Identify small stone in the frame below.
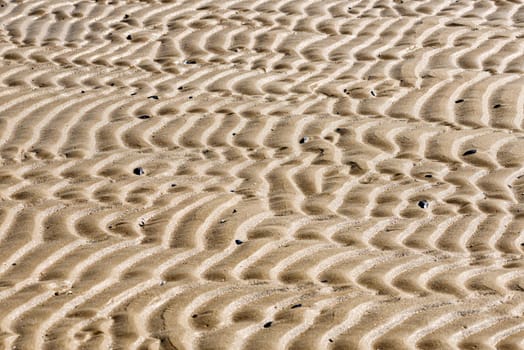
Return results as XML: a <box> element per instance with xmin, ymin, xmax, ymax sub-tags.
<box><xmin>126</xmin><ymin>34</ymin><xmax>132</xmax><ymax>40</ymax></box>
<box><xmin>133</xmin><ymin>167</ymin><xmax>145</xmax><ymax>176</ymax></box>
<box><xmin>81</xmin><ymin>90</ymin><xmax>85</xmax><ymax>93</ymax></box>
<box><xmin>192</xmin><ymin>314</ymin><xmax>198</xmax><ymax>318</ymax></box>
<box><xmin>160</xmin><ymin>280</ymin><xmax>166</xmax><ymax>286</ymax></box>
<box><xmin>148</xmin><ymin>95</ymin><xmax>159</xmax><ymax>100</ymax></box>
<box><xmin>235</xmin><ymin>239</ymin><xmax>243</xmax><ymax>245</ymax></box>
<box><xmin>370</xmin><ymin>90</ymin><xmax>376</xmax><ymax>97</ymax></box>
<box><xmin>299</xmin><ymin>136</ymin><xmax>309</xmax><ymax>144</ymax></box>
<box><xmin>263</xmin><ymin>321</ymin><xmax>272</xmax><ymax>328</ymax></box>
<box><xmin>418</xmin><ymin>200</ymin><xmax>429</xmax><ymax>209</ymax></box>
<box><xmin>131</xmin><ymin>92</ymin><xmax>137</xmax><ymax>96</ymax></box>
<box><xmin>463</xmin><ymin>149</ymin><xmax>477</xmax><ymax>156</ymax></box>
<box><xmin>424</xmin><ymin>174</ymin><xmax>432</xmax><ymax>178</ymax></box>
<box><xmin>220</xmin><ymin>219</ymin><xmax>226</xmax><ymax>224</ymax></box>
<box><xmin>188</xmin><ymin>96</ymin><xmax>193</xmax><ymax>99</ymax></box>
<box><xmin>184</xmin><ymin>59</ymin><xmax>197</xmax><ymax>64</ymax></box>
<box><xmin>232</xmin><ymin>209</ymin><xmax>237</xmax><ymax>213</ymax></box>
<box><xmin>178</xmin><ymin>86</ymin><xmax>183</xmax><ymax>90</ymax></box>
<box><xmin>329</xmin><ymin>339</ymin><xmax>334</xmax><ymax>343</ymax></box>
<box><xmin>138</xmin><ymin>115</ymin><xmax>150</xmax><ymax>119</ymax></box>
<box><xmin>291</xmin><ymin>304</ymin><xmax>302</xmax><ymax>309</ymax></box>
<box><xmin>171</xmin><ymin>183</ymin><xmax>177</xmax><ymax>187</ymax></box>
<box><xmin>493</xmin><ymin>104</ymin><xmax>501</xmax><ymax>109</ymax></box>
<box><xmin>455</xmin><ymin>99</ymin><xmax>464</xmax><ymax>103</ymax></box>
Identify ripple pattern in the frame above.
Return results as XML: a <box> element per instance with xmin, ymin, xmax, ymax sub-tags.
<box><xmin>0</xmin><ymin>0</ymin><xmax>523</xmax><ymax>349</ymax></box>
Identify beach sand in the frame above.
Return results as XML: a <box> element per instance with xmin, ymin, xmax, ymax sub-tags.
<box><xmin>0</xmin><ymin>0</ymin><xmax>523</xmax><ymax>349</ymax></box>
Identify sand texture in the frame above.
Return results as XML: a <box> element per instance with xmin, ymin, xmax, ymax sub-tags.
<box><xmin>0</xmin><ymin>0</ymin><xmax>524</xmax><ymax>349</ymax></box>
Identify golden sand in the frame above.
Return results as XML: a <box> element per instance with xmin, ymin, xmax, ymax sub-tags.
<box><xmin>0</xmin><ymin>0</ymin><xmax>523</xmax><ymax>349</ymax></box>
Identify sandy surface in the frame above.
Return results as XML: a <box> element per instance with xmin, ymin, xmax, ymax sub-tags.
<box><xmin>0</xmin><ymin>0</ymin><xmax>523</xmax><ymax>349</ymax></box>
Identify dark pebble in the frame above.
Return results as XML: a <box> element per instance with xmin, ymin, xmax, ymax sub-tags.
<box><xmin>329</xmin><ymin>339</ymin><xmax>334</xmax><ymax>343</ymax></box>
<box><xmin>188</xmin><ymin>96</ymin><xmax>193</xmax><ymax>99</ymax></box>
<box><xmin>133</xmin><ymin>167</ymin><xmax>145</xmax><ymax>176</ymax></box>
<box><xmin>131</xmin><ymin>92</ymin><xmax>137</xmax><ymax>96</ymax></box>
<box><xmin>184</xmin><ymin>59</ymin><xmax>197</xmax><ymax>64</ymax></box>
<box><xmin>148</xmin><ymin>95</ymin><xmax>159</xmax><ymax>100</ymax></box>
<box><xmin>455</xmin><ymin>99</ymin><xmax>464</xmax><ymax>103</ymax></box>
<box><xmin>235</xmin><ymin>239</ymin><xmax>243</xmax><ymax>245</ymax></box>
<box><xmin>418</xmin><ymin>200</ymin><xmax>429</xmax><ymax>209</ymax></box>
<box><xmin>81</xmin><ymin>90</ymin><xmax>85</xmax><ymax>93</ymax></box>
<box><xmin>232</xmin><ymin>209</ymin><xmax>237</xmax><ymax>213</ymax></box>
<box><xmin>463</xmin><ymin>149</ymin><xmax>477</xmax><ymax>156</ymax></box>
<box><xmin>178</xmin><ymin>86</ymin><xmax>183</xmax><ymax>90</ymax></box>
<box><xmin>370</xmin><ymin>90</ymin><xmax>376</xmax><ymax>97</ymax></box>
<box><xmin>124</xmin><ymin>14</ymin><xmax>129</xmax><ymax>19</ymax></box>
<box><xmin>138</xmin><ymin>115</ymin><xmax>150</xmax><ymax>119</ymax></box>
<box><xmin>291</xmin><ymin>304</ymin><xmax>302</xmax><ymax>309</ymax></box>
<box><xmin>171</xmin><ymin>183</ymin><xmax>176</xmax><ymax>187</ymax></box>
<box><xmin>299</xmin><ymin>136</ymin><xmax>309</xmax><ymax>144</ymax></box>
<box><xmin>263</xmin><ymin>321</ymin><xmax>272</xmax><ymax>328</ymax></box>
<box><xmin>424</xmin><ymin>174</ymin><xmax>432</xmax><ymax>178</ymax></box>
<box><xmin>126</xmin><ymin>34</ymin><xmax>132</xmax><ymax>40</ymax></box>
<box><xmin>493</xmin><ymin>104</ymin><xmax>501</xmax><ymax>109</ymax></box>
<box><xmin>192</xmin><ymin>314</ymin><xmax>198</xmax><ymax>318</ymax></box>
<box><xmin>320</xmin><ymin>279</ymin><xmax>328</xmax><ymax>283</ymax></box>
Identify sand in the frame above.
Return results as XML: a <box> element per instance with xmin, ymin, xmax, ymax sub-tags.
<box><xmin>0</xmin><ymin>0</ymin><xmax>523</xmax><ymax>349</ymax></box>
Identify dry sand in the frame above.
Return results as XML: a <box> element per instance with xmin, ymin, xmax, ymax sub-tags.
<box><xmin>0</xmin><ymin>0</ymin><xmax>523</xmax><ymax>349</ymax></box>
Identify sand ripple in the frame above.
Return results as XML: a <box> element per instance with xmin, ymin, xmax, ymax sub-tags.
<box><xmin>0</xmin><ymin>0</ymin><xmax>523</xmax><ymax>349</ymax></box>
